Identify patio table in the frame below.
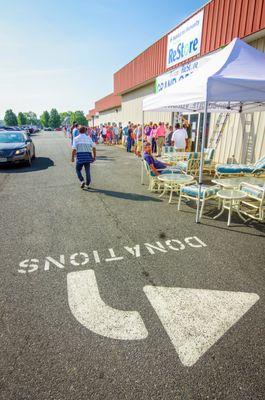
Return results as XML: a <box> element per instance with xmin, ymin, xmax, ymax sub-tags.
<box><xmin>158</xmin><ymin>174</ymin><xmax>195</xmax><ymax>203</ymax></box>
<box><xmin>211</xmin><ymin>176</ymin><xmax>265</xmax><ymax>189</ymax></box>
<box><xmin>213</xmin><ymin>189</ymin><xmax>247</xmax><ymax>226</ymax></box>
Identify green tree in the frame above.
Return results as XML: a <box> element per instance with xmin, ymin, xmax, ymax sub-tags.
<box><xmin>40</xmin><ymin>111</ymin><xmax>50</xmax><ymax>128</ymax></box>
<box><xmin>49</xmin><ymin>108</ymin><xmax>61</xmax><ymax>129</ymax></box>
<box><xmin>17</xmin><ymin>112</ymin><xmax>27</xmax><ymax>126</ymax></box>
<box><xmin>4</xmin><ymin>109</ymin><xmax>18</xmax><ymax>126</ymax></box>
<box><xmin>70</xmin><ymin>111</ymin><xmax>87</xmax><ymax>126</ymax></box>
<box><xmin>24</xmin><ymin>111</ymin><xmax>39</xmax><ymax>126</ymax></box>
<box><xmin>60</xmin><ymin>111</ymin><xmax>71</xmax><ymax>121</ymax></box>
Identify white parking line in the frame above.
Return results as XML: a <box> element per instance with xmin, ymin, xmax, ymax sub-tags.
<box><xmin>143</xmin><ymin>286</ymin><xmax>259</xmax><ymax>367</ymax></box>
<box><xmin>67</xmin><ymin>270</ymin><xmax>148</xmax><ymax>340</ymax></box>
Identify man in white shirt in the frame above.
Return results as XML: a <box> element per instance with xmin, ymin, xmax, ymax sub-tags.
<box><xmin>171</xmin><ymin>123</ymin><xmax>188</xmax><ymax>151</ymax></box>
<box><xmin>71</xmin><ymin>126</ymin><xmax>96</xmax><ymax>189</ymax></box>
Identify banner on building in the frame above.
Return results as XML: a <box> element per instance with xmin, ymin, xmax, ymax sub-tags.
<box><xmin>156</xmin><ymin>54</ymin><xmax>209</xmax><ymax>93</ymax></box>
<box><xmin>166</xmin><ymin>10</ymin><xmax>204</xmax><ymax>69</ymax></box>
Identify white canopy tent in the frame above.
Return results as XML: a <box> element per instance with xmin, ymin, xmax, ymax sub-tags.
<box><xmin>142</xmin><ymin>38</ymin><xmax>265</xmax><ymax>222</ymax></box>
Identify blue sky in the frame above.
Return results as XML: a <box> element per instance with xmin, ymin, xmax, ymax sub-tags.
<box><xmin>0</xmin><ymin>0</ymin><xmax>206</xmax><ymax>117</ymax></box>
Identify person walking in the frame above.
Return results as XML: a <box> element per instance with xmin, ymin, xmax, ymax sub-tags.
<box><xmin>71</xmin><ymin>126</ymin><xmax>96</xmax><ymax>189</ymax></box>
<box><xmin>72</xmin><ymin>123</ymin><xmax>79</xmax><ymax>139</ymax></box>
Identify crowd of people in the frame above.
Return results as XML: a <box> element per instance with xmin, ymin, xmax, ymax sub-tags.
<box><xmin>66</xmin><ymin>118</ymin><xmax>191</xmax><ymax>189</ymax></box>
<box><xmin>68</xmin><ymin>119</ymin><xmax>191</xmax><ymax>154</ymax></box>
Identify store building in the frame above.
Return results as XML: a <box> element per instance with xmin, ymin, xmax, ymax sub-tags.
<box><xmin>87</xmin><ymin>0</ymin><xmax>265</xmax><ymax>163</ymax></box>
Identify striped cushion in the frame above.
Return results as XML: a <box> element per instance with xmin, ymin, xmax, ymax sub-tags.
<box><xmin>181</xmin><ymin>185</ymin><xmax>219</xmax><ymax>198</ymax></box>
<box><xmin>254</xmin><ymin>156</ymin><xmax>265</xmax><ymax>169</ymax></box>
<box><xmin>204</xmin><ymin>148</ymin><xmax>215</xmax><ymax>161</ymax></box>
<box><xmin>253</xmin><ymin>156</ymin><xmax>265</xmax><ymax>172</ymax></box>
<box><xmin>241</xmin><ymin>185</ymin><xmax>263</xmax><ymax>199</ymax></box>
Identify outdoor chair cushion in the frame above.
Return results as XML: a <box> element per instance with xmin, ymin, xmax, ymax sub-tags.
<box><xmin>177</xmin><ymin>161</ymin><xmax>188</xmax><ymax>170</ymax></box>
<box><xmin>181</xmin><ymin>185</ymin><xmax>219</xmax><ymax>198</ymax></box>
<box><xmin>187</xmin><ymin>152</ymin><xmax>199</xmax><ymax>160</ymax></box>
<box><xmin>253</xmin><ymin>156</ymin><xmax>265</xmax><ymax>173</ymax></box>
<box><xmin>204</xmin><ymin>148</ymin><xmax>215</xmax><ymax>161</ymax></box>
<box><xmin>216</xmin><ymin>164</ymin><xmax>255</xmax><ymax>174</ymax></box>
<box><xmin>150</xmin><ymin>168</ymin><xmax>181</xmax><ymax>177</ymax></box>
<box><xmin>241</xmin><ymin>185</ymin><xmax>264</xmax><ymax>199</ymax></box>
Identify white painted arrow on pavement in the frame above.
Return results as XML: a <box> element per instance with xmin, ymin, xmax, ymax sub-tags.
<box><xmin>67</xmin><ymin>270</ymin><xmax>148</xmax><ymax>340</ymax></box>
<box><xmin>143</xmin><ymin>286</ymin><xmax>259</xmax><ymax>366</ymax></box>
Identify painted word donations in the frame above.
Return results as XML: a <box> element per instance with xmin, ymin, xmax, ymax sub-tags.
<box><xmin>18</xmin><ymin>236</ymin><xmax>207</xmax><ymax>274</ymax></box>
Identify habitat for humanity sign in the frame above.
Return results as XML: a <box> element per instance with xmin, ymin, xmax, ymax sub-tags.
<box><xmin>156</xmin><ymin>55</ymin><xmax>209</xmax><ymax>93</ymax></box>
<box><xmin>167</xmin><ymin>10</ymin><xmax>204</xmax><ymax>69</ymax></box>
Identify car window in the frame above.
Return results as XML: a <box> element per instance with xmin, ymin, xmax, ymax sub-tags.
<box><xmin>0</xmin><ymin>132</ymin><xmax>26</xmax><ymax>143</ymax></box>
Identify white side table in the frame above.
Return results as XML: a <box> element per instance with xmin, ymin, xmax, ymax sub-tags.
<box><xmin>214</xmin><ymin>189</ymin><xmax>247</xmax><ymax>226</ymax></box>
<box><xmin>158</xmin><ymin>174</ymin><xmax>195</xmax><ymax>203</ymax></box>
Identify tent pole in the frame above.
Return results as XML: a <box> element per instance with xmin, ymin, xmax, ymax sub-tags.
<box><xmin>195</xmin><ymin>112</ymin><xmax>201</xmax><ymax>152</ymax></box>
<box><xmin>196</xmin><ymin>100</ymin><xmax>208</xmax><ymax>223</ymax></box>
<box><xmin>141</xmin><ymin>108</ymin><xmax>145</xmax><ymax>184</ymax></box>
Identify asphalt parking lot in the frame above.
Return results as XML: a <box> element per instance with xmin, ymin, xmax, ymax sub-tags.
<box><xmin>0</xmin><ymin>131</ymin><xmax>264</xmax><ymax>400</ymax></box>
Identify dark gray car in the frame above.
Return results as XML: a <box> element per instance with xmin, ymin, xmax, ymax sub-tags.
<box><xmin>0</xmin><ymin>130</ymin><xmax>35</xmax><ymax>166</ymax></box>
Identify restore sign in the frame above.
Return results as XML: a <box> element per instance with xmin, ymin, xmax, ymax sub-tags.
<box><xmin>167</xmin><ymin>10</ymin><xmax>204</xmax><ymax>69</ymax></box>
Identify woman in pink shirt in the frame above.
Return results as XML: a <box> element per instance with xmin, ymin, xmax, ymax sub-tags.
<box><xmin>150</xmin><ymin>123</ymin><xmax>158</xmax><ymax>154</ymax></box>
<box><xmin>156</xmin><ymin>122</ymin><xmax>166</xmax><ymax>156</ymax></box>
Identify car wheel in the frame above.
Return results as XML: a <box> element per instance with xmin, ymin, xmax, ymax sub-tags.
<box><xmin>25</xmin><ymin>153</ymin><xmax>32</xmax><ymax>167</ymax></box>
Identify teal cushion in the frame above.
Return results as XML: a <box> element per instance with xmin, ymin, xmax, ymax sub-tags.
<box><xmin>241</xmin><ymin>185</ymin><xmax>263</xmax><ymax>198</ymax></box>
<box><xmin>216</xmin><ymin>164</ymin><xmax>255</xmax><ymax>174</ymax></box>
<box><xmin>187</xmin><ymin>152</ymin><xmax>199</xmax><ymax>160</ymax></box>
<box><xmin>254</xmin><ymin>156</ymin><xmax>265</xmax><ymax>169</ymax></box>
<box><xmin>216</xmin><ymin>164</ymin><xmax>243</xmax><ymax>174</ymax></box>
<box><xmin>181</xmin><ymin>185</ymin><xmax>219</xmax><ymax>198</ymax></box>
<box><xmin>240</xmin><ymin>165</ymin><xmax>255</xmax><ymax>173</ymax></box>
<box><xmin>177</xmin><ymin>161</ymin><xmax>188</xmax><ymax>170</ymax></box>
<box><xmin>253</xmin><ymin>156</ymin><xmax>265</xmax><ymax>172</ymax></box>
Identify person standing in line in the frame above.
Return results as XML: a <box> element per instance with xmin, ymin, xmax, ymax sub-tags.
<box><xmin>113</xmin><ymin>124</ymin><xmax>119</xmax><ymax>145</ymax></box>
<box><xmin>126</xmin><ymin>124</ymin><xmax>133</xmax><ymax>152</ymax></box>
<box><xmin>151</xmin><ymin>123</ymin><xmax>158</xmax><ymax>154</ymax></box>
<box><xmin>171</xmin><ymin>123</ymin><xmax>188</xmax><ymax>151</ymax></box>
<box><xmin>70</xmin><ymin>121</ymin><xmax>77</xmax><ymax>143</ymax></box>
<box><xmin>71</xmin><ymin>126</ymin><xmax>96</xmax><ymax>189</ymax></box>
<box><xmin>122</xmin><ymin>124</ymin><xmax>128</xmax><ymax>146</ymax></box>
<box><xmin>101</xmin><ymin>125</ymin><xmax>107</xmax><ymax>143</ymax></box>
<box><xmin>156</xmin><ymin>122</ymin><xmax>166</xmax><ymax>156</ymax></box>
<box><xmin>136</xmin><ymin>125</ymin><xmax>143</xmax><ymax>157</ymax></box>
<box><xmin>118</xmin><ymin>124</ymin><xmax>123</xmax><ymax>143</ymax></box>
<box><xmin>166</xmin><ymin>125</ymin><xmax>173</xmax><ymax>146</ymax></box>
<box><xmin>145</xmin><ymin>122</ymin><xmax>152</xmax><ymax>144</ymax></box>
<box><xmin>106</xmin><ymin>125</ymin><xmax>112</xmax><ymax>145</ymax></box>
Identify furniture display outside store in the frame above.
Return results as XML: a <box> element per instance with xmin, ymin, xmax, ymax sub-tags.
<box><xmin>239</xmin><ymin>183</ymin><xmax>265</xmax><ymax>222</ymax></box>
<box><xmin>178</xmin><ymin>184</ymin><xmax>219</xmax><ymax>218</ymax></box>
<box><xmin>212</xmin><ymin>176</ymin><xmax>265</xmax><ymax>189</ymax></box>
<box><xmin>158</xmin><ymin>174</ymin><xmax>195</xmax><ymax>203</ymax></box>
<box><xmin>214</xmin><ymin>189</ymin><xmax>247</xmax><ymax>226</ymax></box>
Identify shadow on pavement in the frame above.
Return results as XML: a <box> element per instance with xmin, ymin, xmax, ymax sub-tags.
<box><xmin>0</xmin><ymin>157</ymin><xmax>55</xmax><ymax>173</ymax></box>
<box><xmin>84</xmin><ymin>187</ymin><xmax>162</xmax><ymax>202</ymax></box>
<box><xmin>173</xmin><ymin>205</ymin><xmax>265</xmax><ymax>237</ymax></box>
